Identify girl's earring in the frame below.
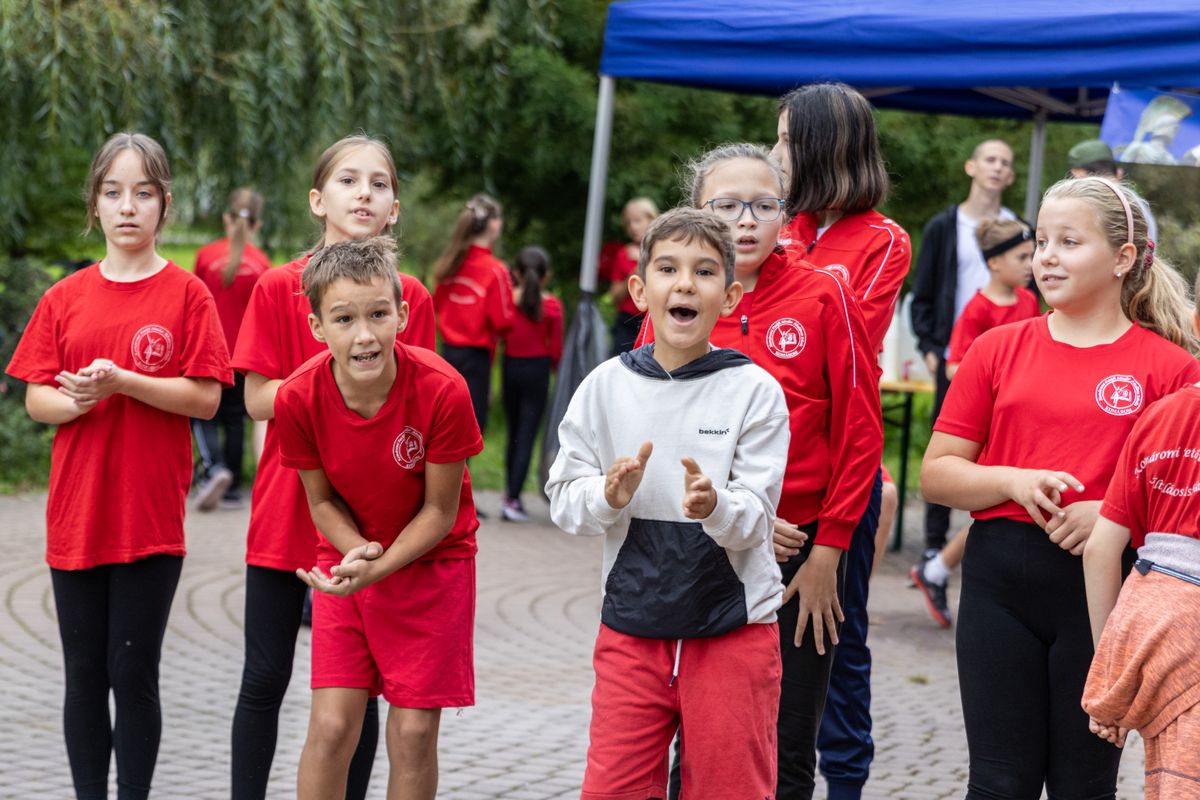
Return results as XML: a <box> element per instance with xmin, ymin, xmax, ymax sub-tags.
<box><xmin>1115</xmin><ymin>271</ymin><xmax>1122</xmax><ymax>278</ymax></box>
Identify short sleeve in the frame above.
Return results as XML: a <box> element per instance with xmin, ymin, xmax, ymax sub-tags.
<box><xmin>426</xmin><ymin>373</ymin><xmax>484</xmax><ymax>464</ymax></box>
<box><xmin>6</xmin><ymin>290</ymin><xmax>64</xmax><ymax>386</ymax></box>
<box><xmin>933</xmin><ymin>336</ymin><xmax>995</xmax><ymax>444</ymax></box>
<box><xmin>181</xmin><ymin>281</ymin><xmax>234</xmax><ymax>384</ymax></box>
<box><xmin>232</xmin><ymin>271</ymin><xmax>287</xmax><ymax>378</ymax></box>
<box><xmin>400</xmin><ymin>275</ymin><xmax>437</xmax><ymax>351</ymax></box>
<box><xmin>274</xmin><ymin>382</ymin><xmax>322</xmax><ymax>471</ymax></box>
<box><xmin>947</xmin><ymin>303</ymin><xmax>979</xmax><ymax>365</ymax></box>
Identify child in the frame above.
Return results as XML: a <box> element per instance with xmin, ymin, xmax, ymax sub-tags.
<box><xmin>600</xmin><ymin>197</ymin><xmax>658</xmax><ymax>355</ymax></box>
<box><xmin>229</xmin><ymin>134</ymin><xmax>435</xmax><ymax>800</ymax></box>
<box><xmin>500</xmin><ymin>245</ymin><xmax>563</xmax><ymax>522</ymax></box>
<box><xmin>191</xmin><ymin>187</ymin><xmax>271</xmax><ymax>510</ymax></box>
<box><xmin>548</xmin><ymin>207</ymin><xmax>791</xmax><ymax>798</ymax></box>
<box><xmin>637</xmin><ymin>145</ymin><xmax>883</xmax><ymax>800</ymax></box>
<box><xmin>912</xmin><ymin>218</ymin><xmax>1039</xmax><ymax>628</ymax></box>
<box><xmin>921</xmin><ymin>176</ymin><xmax>1200</xmax><ymax>799</ymax></box>
<box><xmin>431</xmin><ymin>193</ymin><xmax>513</xmax><ymax>435</ymax></box>
<box><xmin>5</xmin><ymin>132</ymin><xmax>231</xmax><ymax>800</ymax></box>
<box><xmin>773</xmin><ymin>83</ymin><xmax>910</xmax><ymax>800</ymax></box>
<box><xmin>275</xmin><ymin>236</ymin><xmax>481</xmax><ymax>800</ymax></box>
<box><xmin>1082</xmin><ymin>367</ymin><xmax>1200</xmax><ymax>799</ymax></box>
<box><xmin>945</xmin><ymin>218</ymin><xmax>1039</xmax><ymax>379</ymax></box>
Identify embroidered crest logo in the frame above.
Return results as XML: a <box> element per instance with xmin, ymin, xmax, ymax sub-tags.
<box><xmin>824</xmin><ymin>264</ymin><xmax>851</xmax><ymax>284</ymax></box>
<box><xmin>766</xmin><ymin>318</ymin><xmax>806</xmax><ymax>359</ymax></box>
<box><xmin>1095</xmin><ymin>375</ymin><xmax>1143</xmax><ymax>417</ymax></box>
<box><xmin>131</xmin><ymin>325</ymin><xmax>173</xmax><ymax>372</ymax></box>
<box><xmin>392</xmin><ymin>427</ymin><xmax>425</xmax><ymax>469</ymax></box>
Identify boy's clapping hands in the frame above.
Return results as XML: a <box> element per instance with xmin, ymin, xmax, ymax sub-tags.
<box><xmin>605</xmin><ymin>441</ymin><xmax>653</xmax><ymax>509</ymax></box>
<box><xmin>681</xmin><ymin>457</ymin><xmax>716</xmax><ymax>519</ymax></box>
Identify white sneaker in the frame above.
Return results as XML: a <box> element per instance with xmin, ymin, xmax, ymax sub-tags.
<box><xmin>501</xmin><ymin>498</ymin><xmax>530</xmax><ymax>523</ymax></box>
<box><xmin>195</xmin><ymin>466</ymin><xmax>234</xmax><ymax>512</ymax></box>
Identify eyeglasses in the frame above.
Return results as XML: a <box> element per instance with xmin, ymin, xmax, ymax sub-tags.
<box><xmin>705</xmin><ymin>197</ymin><xmax>786</xmax><ymax>223</ymax></box>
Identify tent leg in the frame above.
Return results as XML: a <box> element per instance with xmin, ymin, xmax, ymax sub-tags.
<box><xmin>580</xmin><ymin>75</ymin><xmax>616</xmax><ymax>294</ymax></box>
<box><xmin>1024</xmin><ymin>109</ymin><xmax>1048</xmax><ymax>223</ymax></box>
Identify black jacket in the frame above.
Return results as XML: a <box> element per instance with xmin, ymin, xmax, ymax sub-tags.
<box><xmin>909</xmin><ymin>204</ymin><xmax>959</xmax><ymax>358</ymax></box>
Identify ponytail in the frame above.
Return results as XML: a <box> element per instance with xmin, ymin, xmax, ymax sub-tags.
<box><xmin>432</xmin><ymin>193</ymin><xmax>502</xmax><ymax>284</ymax></box>
<box><xmin>223</xmin><ymin>188</ymin><xmax>264</xmax><ymax>287</ymax></box>
<box><xmin>514</xmin><ymin>246</ymin><xmax>549</xmax><ymax>322</ymax></box>
<box><xmin>1123</xmin><ymin>252</ymin><xmax>1200</xmax><ymax>356</ymax></box>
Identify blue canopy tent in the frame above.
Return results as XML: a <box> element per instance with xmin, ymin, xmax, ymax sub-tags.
<box><xmin>578</xmin><ymin>0</ymin><xmax>1200</xmax><ymax>295</ymax></box>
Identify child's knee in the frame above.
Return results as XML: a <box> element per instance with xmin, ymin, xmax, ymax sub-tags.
<box><xmin>306</xmin><ymin>710</ymin><xmax>362</xmax><ymax>758</ymax></box>
<box><xmin>387</xmin><ymin>709</ymin><xmax>440</xmax><ymax>757</ymax></box>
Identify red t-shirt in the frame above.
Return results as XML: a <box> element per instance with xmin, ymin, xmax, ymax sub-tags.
<box><xmin>947</xmin><ymin>287</ymin><xmax>1041</xmax><ymax>365</ymax></box>
<box><xmin>637</xmin><ymin>251</ymin><xmax>883</xmax><ymax>550</ymax></box>
<box><xmin>504</xmin><ymin>294</ymin><xmax>564</xmax><ymax>367</ymax></box>
<box><xmin>192</xmin><ymin>238</ymin><xmax>272</xmax><ymax>353</ymax></box>
<box><xmin>6</xmin><ymin>263</ymin><xmax>232</xmax><ymax>569</ymax></box>
<box><xmin>1101</xmin><ymin>383</ymin><xmax>1200</xmax><ymax>548</ymax></box>
<box><xmin>599</xmin><ymin>241</ymin><xmax>641</xmax><ymax>315</ymax></box>
<box><xmin>432</xmin><ymin>245</ymin><xmax>514</xmax><ymax>350</ymax></box>
<box><xmin>231</xmin><ymin>256</ymin><xmax>436</xmax><ymax>572</ymax></box>
<box><xmin>935</xmin><ymin>316</ymin><xmax>1200</xmax><ymax>524</ymax></box>
<box><xmin>782</xmin><ymin>210</ymin><xmax>912</xmax><ymax>357</ymax></box>
<box><xmin>274</xmin><ymin>342</ymin><xmax>483</xmax><ymax>562</ymax></box>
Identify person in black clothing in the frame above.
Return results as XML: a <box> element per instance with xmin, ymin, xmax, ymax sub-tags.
<box><xmin>909</xmin><ymin>138</ymin><xmax>1015</xmax><ymax>624</ymax></box>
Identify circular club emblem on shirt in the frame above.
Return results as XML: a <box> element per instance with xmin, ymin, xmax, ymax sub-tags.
<box><xmin>1095</xmin><ymin>375</ymin><xmax>1143</xmax><ymax>417</ymax></box>
<box><xmin>824</xmin><ymin>264</ymin><xmax>851</xmax><ymax>284</ymax></box>
<box><xmin>766</xmin><ymin>318</ymin><xmax>806</xmax><ymax>360</ymax></box>
<box><xmin>392</xmin><ymin>427</ymin><xmax>426</xmax><ymax>469</ymax></box>
<box><xmin>130</xmin><ymin>325</ymin><xmax>174</xmax><ymax>373</ymax></box>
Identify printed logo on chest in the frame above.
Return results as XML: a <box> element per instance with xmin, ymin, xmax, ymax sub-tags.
<box><xmin>1095</xmin><ymin>375</ymin><xmax>1144</xmax><ymax>417</ymax></box>
<box><xmin>131</xmin><ymin>324</ymin><xmax>174</xmax><ymax>372</ymax></box>
<box><xmin>766</xmin><ymin>318</ymin><xmax>806</xmax><ymax>360</ymax></box>
<box><xmin>392</xmin><ymin>426</ymin><xmax>426</xmax><ymax>469</ymax></box>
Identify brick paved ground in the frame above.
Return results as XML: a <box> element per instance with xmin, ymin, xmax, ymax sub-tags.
<box><xmin>0</xmin><ymin>491</ymin><xmax>1144</xmax><ymax>798</ymax></box>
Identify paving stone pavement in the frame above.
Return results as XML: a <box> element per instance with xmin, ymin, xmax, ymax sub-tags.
<box><xmin>0</xmin><ymin>492</ymin><xmax>1144</xmax><ymax>799</ymax></box>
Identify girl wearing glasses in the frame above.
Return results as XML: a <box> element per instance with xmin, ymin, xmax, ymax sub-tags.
<box><xmin>638</xmin><ymin>143</ymin><xmax>882</xmax><ymax>800</ymax></box>
<box><xmin>772</xmin><ymin>82</ymin><xmax>912</xmax><ymax>800</ymax></box>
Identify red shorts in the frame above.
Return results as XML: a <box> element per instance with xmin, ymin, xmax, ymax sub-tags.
<box><xmin>582</xmin><ymin>622</ymin><xmax>781</xmax><ymax>800</ymax></box>
<box><xmin>311</xmin><ymin>557</ymin><xmax>475</xmax><ymax>708</ymax></box>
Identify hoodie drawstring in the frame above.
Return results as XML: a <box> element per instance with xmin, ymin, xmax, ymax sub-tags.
<box><xmin>668</xmin><ymin>638</ymin><xmax>682</xmax><ymax>686</ymax></box>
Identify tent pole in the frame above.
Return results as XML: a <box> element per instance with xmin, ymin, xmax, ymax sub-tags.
<box><xmin>1024</xmin><ymin>109</ymin><xmax>1048</xmax><ymax>223</ymax></box>
<box><xmin>580</xmin><ymin>75</ymin><xmax>616</xmax><ymax>294</ymax></box>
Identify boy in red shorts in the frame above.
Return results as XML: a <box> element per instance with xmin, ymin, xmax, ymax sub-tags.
<box><xmin>547</xmin><ymin>208</ymin><xmax>791</xmax><ymax>799</ymax></box>
<box><xmin>273</xmin><ymin>236</ymin><xmax>481</xmax><ymax>800</ymax></box>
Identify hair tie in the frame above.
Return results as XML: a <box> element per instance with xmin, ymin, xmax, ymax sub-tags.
<box><xmin>1082</xmin><ymin>176</ymin><xmax>1134</xmax><ymax>246</ymax></box>
<box><xmin>1144</xmin><ymin>239</ymin><xmax>1156</xmax><ymax>269</ymax></box>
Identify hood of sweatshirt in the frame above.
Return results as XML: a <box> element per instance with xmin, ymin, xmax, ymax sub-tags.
<box><xmin>619</xmin><ymin>343</ymin><xmax>751</xmax><ymax>380</ymax></box>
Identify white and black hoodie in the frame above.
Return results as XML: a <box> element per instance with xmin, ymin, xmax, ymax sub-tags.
<box><xmin>546</xmin><ymin>345</ymin><xmax>791</xmax><ymax>639</ymax></box>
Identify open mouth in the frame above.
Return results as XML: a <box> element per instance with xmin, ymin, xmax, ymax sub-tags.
<box><xmin>352</xmin><ymin>351</ymin><xmax>380</xmax><ymax>365</ymax></box>
<box><xmin>736</xmin><ymin>235</ymin><xmax>758</xmax><ymax>249</ymax></box>
<box><xmin>669</xmin><ymin>306</ymin><xmax>698</xmax><ymax>323</ymax></box>
<box><xmin>352</xmin><ymin>208</ymin><xmax>373</xmax><ymax>220</ymax></box>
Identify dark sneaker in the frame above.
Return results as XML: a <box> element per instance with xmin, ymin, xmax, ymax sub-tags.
<box><xmin>910</xmin><ymin>564</ymin><xmax>953</xmax><ymax>628</ymax></box>
<box><xmin>219</xmin><ymin>492</ymin><xmax>244</xmax><ymax>510</ymax></box>
<box><xmin>195</xmin><ymin>466</ymin><xmax>234</xmax><ymax>512</ymax></box>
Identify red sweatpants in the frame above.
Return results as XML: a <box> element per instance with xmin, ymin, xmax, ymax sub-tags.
<box><xmin>581</xmin><ymin>622</ymin><xmax>781</xmax><ymax>800</ymax></box>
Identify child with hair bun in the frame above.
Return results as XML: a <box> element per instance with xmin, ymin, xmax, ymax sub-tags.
<box><xmin>601</xmin><ymin>197</ymin><xmax>659</xmax><ymax>355</ymax></box>
<box><xmin>922</xmin><ymin>175</ymin><xmax>1200</xmax><ymax>799</ymax></box>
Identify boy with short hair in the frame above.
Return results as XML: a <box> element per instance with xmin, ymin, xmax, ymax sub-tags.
<box><xmin>547</xmin><ymin>207</ymin><xmax>791</xmax><ymax>799</ymax></box>
<box><xmin>272</xmin><ymin>236</ymin><xmax>482</xmax><ymax>800</ymax></box>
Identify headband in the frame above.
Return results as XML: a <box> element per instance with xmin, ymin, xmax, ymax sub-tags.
<box><xmin>981</xmin><ymin>227</ymin><xmax>1032</xmax><ymax>260</ymax></box>
<box><xmin>1082</xmin><ymin>176</ymin><xmax>1133</xmax><ymax>245</ymax></box>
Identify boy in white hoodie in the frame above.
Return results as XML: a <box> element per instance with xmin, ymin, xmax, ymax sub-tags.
<box><xmin>547</xmin><ymin>207</ymin><xmax>791</xmax><ymax>799</ymax></box>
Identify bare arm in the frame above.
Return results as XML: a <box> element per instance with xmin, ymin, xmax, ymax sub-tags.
<box><xmin>57</xmin><ymin>360</ymin><xmax>221</xmax><ymax>419</ymax></box>
<box><xmin>296</xmin><ymin>467</ymin><xmax>372</xmax><ymax>557</ymax></box>
<box><xmin>25</xmin><ymin>382</ymin><xmax>92</xmax><ymax>425</ymax></box>
<box><xmin>920</xmin><ymin>431</ymin><xmax>1083</xmax><ymax>528</ymax></box>
<box><xmin>245</xmin><ymin>371</ymin><xmax>283</xmax><ymax>421</ymax></box>
<box><xmin>1082</xmin><ymin>516</ymin><xmax>1131</xmax><ymax>647</ymax></box>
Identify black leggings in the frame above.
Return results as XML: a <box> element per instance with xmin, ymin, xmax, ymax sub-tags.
<box><xmin>502</xmin><ymin>355</ymin><xmax>551</xmax><ymax>499</ymax></box>
<box><xmin>50</xmin><ymin>555</ymin><xmax>183</xmax><ymax>800</ymax></box>
<box><xmin>442</xmin><ymin>344</ymin><xmax>493</xmax><ymax>435</ymax></box>
<box><xmin>957</xmin><ymin>518</ymin><xmax>1124</xmax><ymax>799</ymax></box>
<box><xmin>231</xmin><ymin>565</ymin><xmax>379</xmax><ymax>800</ymax></box>
<box><xmin>776</xmin><ymin>526</ymin><xmax>847</xmax><ymax>800</ymax></box>
<box><xmin>924</xmin><ymin>354</ymin><xmax>952</xmax><ymax>550</ymax></box>
<box><xmin>191</xmin><ymin>372</ymin><xmax>247</xmax><ymax>492</ymax></box>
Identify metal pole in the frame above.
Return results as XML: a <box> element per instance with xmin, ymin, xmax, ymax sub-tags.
<box><xmin>1024</xmin><ymin>108</ymin><xmax>1048</xmax><ymax>223</ymax></box>
<box><xmin>579</xmin><ymin>75</ymin><xmax>616</xmax><ymax>294</ymax></box>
